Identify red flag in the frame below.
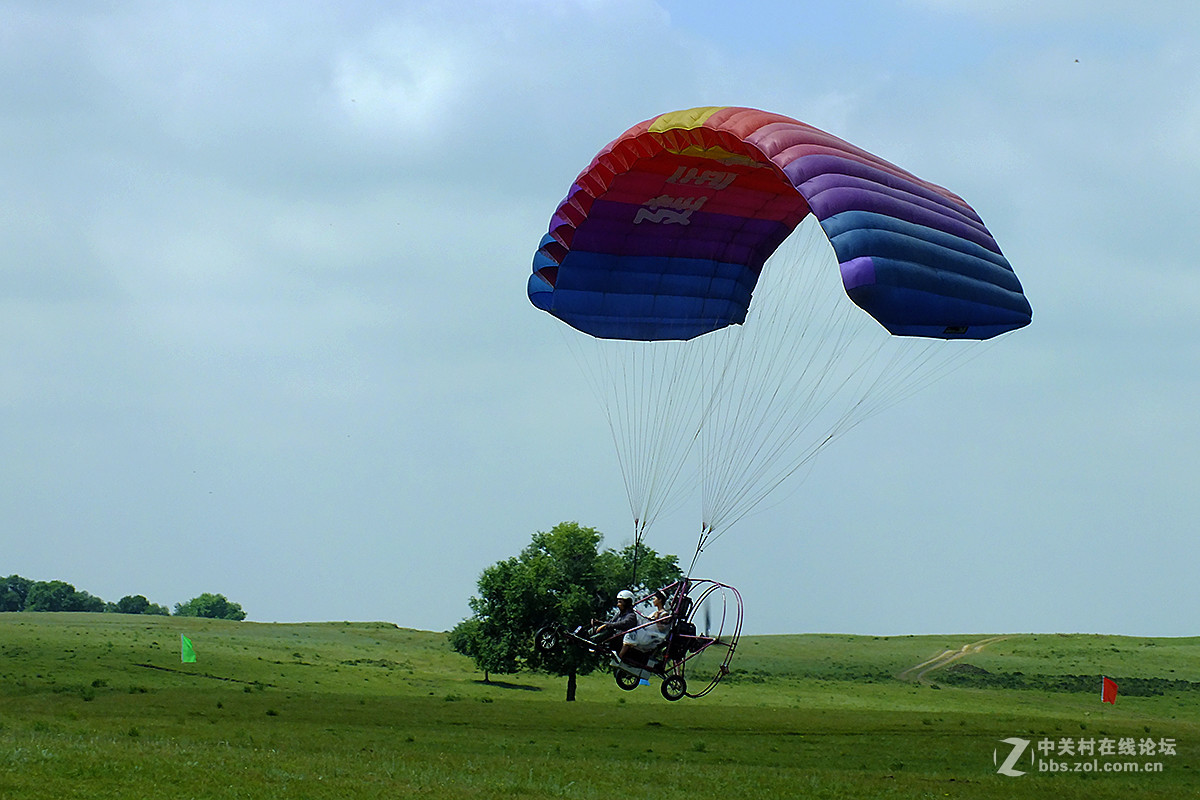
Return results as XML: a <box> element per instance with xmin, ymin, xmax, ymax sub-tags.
<box><xmin>1102</xmin><ymin>676</ymin><xmax>1118</xmax><ymax>704</ymax></box>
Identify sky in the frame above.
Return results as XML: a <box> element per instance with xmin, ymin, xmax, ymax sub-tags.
<box><xmin>3</xmin><ymin>0</ymin><xmax>1197</xmax><ymax>637</ymax></box>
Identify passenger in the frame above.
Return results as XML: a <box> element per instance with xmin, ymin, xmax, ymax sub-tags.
<box><xmin>619</xmin><ymin>589</ymin><xmax>670</xmax><ymax>661</ymax></box>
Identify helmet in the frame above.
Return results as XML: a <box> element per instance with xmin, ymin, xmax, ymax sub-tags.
<box><xmin>616</xmin><ymin>590</ymin><xmax>635</xmax><ymax>601</ymax></box>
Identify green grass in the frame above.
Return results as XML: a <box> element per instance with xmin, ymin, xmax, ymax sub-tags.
<box><xmin>1</xmin><ymin>614</ymin><xmax>1196</xmax><ymax>798</ymax></box>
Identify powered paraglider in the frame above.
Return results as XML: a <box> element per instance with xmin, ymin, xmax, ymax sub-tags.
<box><xmin>527</xmin><ymin>107</ymin><xmax>1031</xmax><ymax>696</ymax></box>
<box><xmin>529</xmin><ymin>106</ymin><xmax>1030</xmax><ymax>562</ymax></box>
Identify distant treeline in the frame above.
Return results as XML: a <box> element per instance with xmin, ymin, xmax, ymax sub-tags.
<box><xmin>1</xmin><ymin>574</ymin><xmax>246</xmax><ymax>620</ymax></box>
<box><xmin>939</xmin><ymin>662</ymin><xmax>1200</xmax><ymax>695</ymax></box>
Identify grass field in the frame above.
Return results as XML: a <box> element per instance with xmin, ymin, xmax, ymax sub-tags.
<box><xmin>1</xmin><ymin>613</ymin><xmax>1196</xmax><ymax>799</ymax></box>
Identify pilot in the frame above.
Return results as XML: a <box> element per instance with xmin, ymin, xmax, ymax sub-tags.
<box><xmin>591</xmin><ymin>590</ymin><xmax>639</xmax><ymax>639</ymax></box>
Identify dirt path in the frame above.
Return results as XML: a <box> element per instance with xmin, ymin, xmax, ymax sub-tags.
<box><xmin>897</xmin><ymin>635</ymin><xmax>1009</xmax><ymax>681</ymax></box>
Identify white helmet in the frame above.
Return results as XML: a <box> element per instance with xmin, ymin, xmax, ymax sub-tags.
<box><xmin>616</xmin><ymin>590</ymin><xmax>635</xmax><ymax>601</ymax></box>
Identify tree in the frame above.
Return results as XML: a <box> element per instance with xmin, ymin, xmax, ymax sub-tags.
<box><xmin>447</xmin><ymin>617</ymin><xmax>507</xmax><ymax>683</ymax></box>
<box><xmin>173</xmin><ymin>593</ymin><xmax>246</xmax><ymax>620</ymax></box>
<box><xmin>451</xmin><ymin>521</ymin><xmax>681</xmax><ymax>701</ymax></box>
<box><xmin>0</xmin><ymin>575</ymin><xmax>32</xmax><ymax>611</ymax></box>
<box><xmin>597</xmin><ymin>541</ymin><xmax>686</xmax><ymax>601</ymax></box>
<box><xmin>110</xmin><ymin>594</ymin><xmax>170</xmax><ymax>615</ymax></box>
<box><xmin>23</xmin><ymin>580</ymin><xmax>105</xmax><ymax>612</ymax></box>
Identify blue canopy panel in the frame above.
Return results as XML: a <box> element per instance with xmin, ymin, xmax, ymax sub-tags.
<box><xmin>530</xmin><ymin>247</ymin><xmax>759</xmax><ymax>341</ymax></box>
<box><xmin>823</xmin><ymin>210</ymin><xmax>1032</xmax><ymax>339</ymax></box>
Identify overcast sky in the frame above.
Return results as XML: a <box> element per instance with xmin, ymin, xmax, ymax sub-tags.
<box><xmin>3</xmin><ymin>1</ymin><xmax>1197</xmax><ymax>636</ymax></box>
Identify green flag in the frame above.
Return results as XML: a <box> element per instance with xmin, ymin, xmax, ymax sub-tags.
<box><xmin>181</xmin><ymin>634</ymin><xmax>197</xmax><ymax>663</ymax></box>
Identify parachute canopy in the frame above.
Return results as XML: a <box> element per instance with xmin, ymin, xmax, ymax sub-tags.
<box><xmin>529</xmin><ymin>106</ymin><xmax>1031</xmax><ymax>341</ymax></box>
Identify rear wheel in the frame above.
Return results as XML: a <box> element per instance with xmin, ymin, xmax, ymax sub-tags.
<box><xmin>614</xmin><ymin>670</ymin><xmax>641</xmax><ymax>691</ymax></box>
<box><xmin>661</xmin><ymin>674</ymin><xmax>686</xmax><ymax>701</ymax></box>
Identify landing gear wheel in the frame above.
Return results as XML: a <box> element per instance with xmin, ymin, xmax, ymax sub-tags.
<box><xmin>661</xmin><ymin>674</ymin><xmax>687</xmax><ymax>701</ymax></box>
<box><xmin>614</xmin><ymin>669</ymin><xmax>641</xmax><ymax>691</ymax></box>
<box><xmin>534</xmin><ymin>625</ymin><xmax>559</xmax><ymax>654</ymax></box>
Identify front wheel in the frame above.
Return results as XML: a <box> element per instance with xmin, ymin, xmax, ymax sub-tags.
<box><xmin>661</xmin><ymin>674</ymin><xmax>686</xmax><ymax>701</ymax></box>
<box><xmin>534</xmin><ymin>625</ymin><xmax>559</xmax><ymax>654</ymax></box>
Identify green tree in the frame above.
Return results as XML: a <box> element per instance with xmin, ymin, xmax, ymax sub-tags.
<box><xmin>0</xmin><ymin>575</ymin><xmax>33</xmax><ymax>611</ymax></box>
<box><xmin>597</xmin><ymin>541</ymin><xmax>685</xmax><ymax>601</ymax></box>
<box><xmin>173</xmin><ymin>593</ymin><xmax>246</xmax><ymax>620</ymax></box>
<box><xmin>110</xmin><ymin>594</ymin><xmax>169</xmax><ymax>615</ymax></box>
<box><xmin>24</xmin><ymin>580</ymin><xmax>105</xmax><ymax>612</ymax></box>
<box><xmin>447</xmin><ymin>617</ymin><xmax>508</xmax><ymax>683</ymax></box>
<box><xmin>450</xmin><ymin>521</ymin><xmax>680</xmax><ymax>701</ymax></box>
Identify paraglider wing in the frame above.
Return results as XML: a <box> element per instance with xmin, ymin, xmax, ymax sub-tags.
<box><xmin>529</xmin><ymin>106</ymin><xmax>1031</xmax><ymax>341</ymax></box>
<box><xmin>528</xmin><ymin>105</ymin><xmax>1034</xmax><ymax>548</ymax></box>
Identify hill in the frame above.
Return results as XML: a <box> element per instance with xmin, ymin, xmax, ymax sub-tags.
<box><xmin>1</xmin><ymin>613</ymin><xmax>1196</xmax><ymax>799</ymax></box>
